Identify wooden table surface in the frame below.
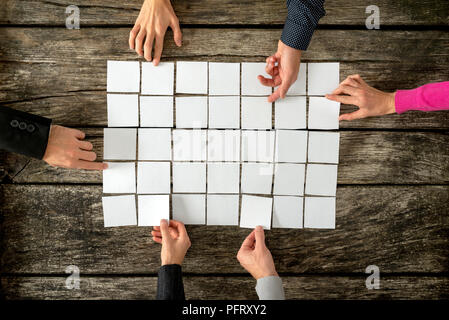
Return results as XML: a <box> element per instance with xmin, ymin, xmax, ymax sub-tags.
<box><xmin>1</xmin><ymin>0</ymin><xmax>448</xmax><ymax>300</ymax></box>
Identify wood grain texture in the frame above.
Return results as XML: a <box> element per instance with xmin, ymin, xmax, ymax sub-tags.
<box><xmin>1</xmin><ymin>28</ymin><xmax>448</xmax><ymax>129</ymax></box>
<box><xmin>1</xmin><ymin>130</ymin><xmax>448</xmax><ymax>184</ymax></box>
<box><xmin>2</xmin><ymin>275</ymin><xmax>448</xmax><ymax>300</ymax></box>
<box><xmin>1</xmin><ymin>185</ymin><xmax>448</xmax><ymax>274</ymax></box>
<box><xmin>1</xmin><ymin>0</ymin><xmax>448</xmax><ymax>26</ymax></box>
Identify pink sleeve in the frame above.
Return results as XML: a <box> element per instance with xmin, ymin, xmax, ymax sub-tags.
<box><xmin>395</xmin><ymin>81</ymin><xmax>449</xmax><ymax>114</ymax></box>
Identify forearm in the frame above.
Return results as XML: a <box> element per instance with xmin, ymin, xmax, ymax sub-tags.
<box><xmin>255</xmin><ymin>276</ymin><xmax>285</xmax><ymax>300</ymax></box>
<box><xmin>395</xmin><ymin>81</ymin><xmax>449</xmax><ymax>114</ymax></box>
<box><xmin>281</xmin><ymin>0</ymin><xmax>326</xmax><ymax>50</ymax></box>
<box><xmin>0</xmin><ymin>106</ymin><xmax>51</xmax><ymax>159</ymax></box>
<box><xmin>156</xmin><ymin>264</ymin><xmax>185</xmax><ymax>300</ymax></box>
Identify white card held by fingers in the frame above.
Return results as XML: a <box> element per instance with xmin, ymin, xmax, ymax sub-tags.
<box><xmin>172</xmin><ymin>194</ymin><xmax>206</xmax><ymax>225</ymax></box>
<box><xmin>140</xmin><ymin>96</ymin><xmax>173</xmax><ymax>128</ymax></box>
<box><xmin>176</xmin><ymin>61</ymin><xmax>208</xmax><ymax>94</ymax></box>
<box><xmin>209</xmin><ymin>62</ymin><xmax>240</xmax><ymax>95</ymax></box>
<box><xmin>304</xmin><ymin>196</ymin><xmax>336</xmax><ymax>229</ymax></box>
<box><xmin>272</xmin><ymin>196</ymin><xmax>303</xmax><ymax>228</ymax></box>
<box><xmin>107</xmin><ymin>94</ymin><xmax>139</xmax><ymax>127</ymax></box>
<box><xmin>102</xmin><ymin>195</ymin><xmax>137</xmax><ymax>227</ymax></box>
<box><xmin>137</xmin><ymin>195</ymin><xmax>170</xmax><ymax>226</ymax></box>
<box><xmin>241</xmin><ymin>63</ymin><xmax>272</xmax><ymax>96</ymax></box>
<box><xmin>207</xmin><ymin>195</ymin><xmax>240</xmax><ymax>226</ymax></box>
<box><xmin>103</xmin><ymin>128</ymin><xmax>136</xmax><ymax>160</ymax></box>
<box><xmin>103</xmin><ymin>162</ymin><xmax>136</xmax><ymax>194</ymax></box>
<box><xmin>308</xmin><ymin>62</ymin><xmax>340</xmax><ymax>96</ymax></box>
<box><xmin>308</xmin><ymin>97</ymin><xmax>340</xmax><ymax>130</ymax></box>
<box><xmin>240</xmin><ymin>195</ymin><xmax>272</xmax><ymax>230</ymax></box>
<box><xmin>141</xmin><ymin>62</ymin><xmax>174</xmax><ymax>95</ymax></box>
<box><xmin>107</xmin><ymin>61</ymin><xmax>140</xmax><ymax>93</ymax></box>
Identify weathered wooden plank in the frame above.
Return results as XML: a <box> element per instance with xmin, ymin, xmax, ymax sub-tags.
<box><xmin>1</xmin><ymin>28</ymin><xmax>448</xmax><ymax>129</ymax></box>
<box><xmin>1</xmin><ymin>130</ymin><xmax>448</xmax><ymax>184</ymax></box>
<box><xmin>1</xmin><ymin>185</ymin><xmax>448</xmax><ymax>274</ymax></box>
<box><xmin>2</xmin><ymin>28</ymin><xmax>449</xmax><ymax>65</ymax></box>
<box><xmin>1</xmin><ymin>0</ymin><xmax>448</xmax><ymax>26</ymax></box>
<box><xmin>2</xmin><ymin>275</ymin><xmax>448</xmax><ymax>300</ymax></box>
<box><xmin>2</xmin><ymin>93</ymin><xmax>449</xmax><ymax>130</ymax></box>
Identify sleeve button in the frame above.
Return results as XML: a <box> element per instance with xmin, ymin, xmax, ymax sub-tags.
<box><xmin>26</xmin><ymin>124</ymin><xmax>36</xmax><ymax>133</ymax></box>
<box><xmin>19</xmin><ymin>122</ymin><xmax>27</xmax><ymax>130</ymax></box>
<box><xmin>10</xmin><ymin>120</ymin><xmax>19</xmax><ymax>128</ymax></box>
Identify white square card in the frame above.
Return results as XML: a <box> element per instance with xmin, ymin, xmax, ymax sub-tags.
<box><xmin>102</xmin><ymin>195</ymin><xmax>137</xmax><ymax>227</ymax></box>
<box><xmin>107</xmin><ymin>94</ymin><xmax>139</xmax><ymax>127</ymax></box>
<box><xmin>103</xmin><ymin>128</ymin><xmax>136</xmax><ymax>160</ymax></box>
<box><xmin>240</xmin><ymin>195</ymin><xmax>272</xmax><ymax>230</ymax></box>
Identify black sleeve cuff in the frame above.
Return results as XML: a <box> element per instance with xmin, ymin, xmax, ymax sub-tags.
<box><xmin>0</xmin><ymin>107</ymin><xmax>52</xmax><ymax>159</ymax></box>
<box><xmin>156</xmin><ymin>264</ymin><xmax>185</xmax><ymax>300</ymax></box>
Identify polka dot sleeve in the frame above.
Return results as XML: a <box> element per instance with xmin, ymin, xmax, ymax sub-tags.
<box><xmin>281</xmin><ymin>0</ymin><xmax>326</xmax><ymax>50</ymax></box>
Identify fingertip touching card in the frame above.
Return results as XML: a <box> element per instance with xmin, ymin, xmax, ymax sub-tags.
<box><xmin>103</xmin><ymin>60</ymin><xmax>340</xmax><ymax>229</ymax></box>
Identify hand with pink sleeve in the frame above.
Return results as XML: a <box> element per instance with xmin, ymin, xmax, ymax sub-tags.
<box><xmin>326</xmin><ymin>74</ymin><xmax>449</xmax><ymax>121</ymax></box>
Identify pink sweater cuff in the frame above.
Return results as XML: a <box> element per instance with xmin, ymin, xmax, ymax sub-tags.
<box><xmin>395</xmin><ymin>89</ymin><xmax>416</xmax><ymax>114</ymax></box>
<box><xmin>395</xmin><ymin>81</ymin><xmax>449</xmax><ymax>114</ymax></box>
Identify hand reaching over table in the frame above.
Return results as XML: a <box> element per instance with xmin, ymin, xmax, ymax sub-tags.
<box><xmin>129</xmin><ymin>0</ymin><xmax>182</xmax><ymax>65</ymax></box>
<box><xmin>43</xmin><ymin>125</ymin><xmax>107</xmax><ymax>170</ymax></box>
<box><xmin>259</xmin><ymin>40</ymin><xmax>302</xmax><ymax>102</ymax></box>
<box><xmin>326</xmin><ymin>74</ymin><xmax>396</xmax><ymax>121</ymax></box>
<box><xmin>152</xmin><ymin>219</ymin><xmax>191</xmax><ymax>266</ymax></box>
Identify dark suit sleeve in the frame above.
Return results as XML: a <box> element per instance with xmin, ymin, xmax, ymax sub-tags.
<box><xmin>156</xmin><ymin>264</ymin><xmax>185</xmax><ymax>300</ymax></box>
<box><xmin>281</xmin><ymin>0</ymin><xmax>326</xmax><ymax>50</ymax></box>
<box><xmin>0</xmin><ymin>107</ymin><xmax>52</xmax><ymax>159</ymax></box>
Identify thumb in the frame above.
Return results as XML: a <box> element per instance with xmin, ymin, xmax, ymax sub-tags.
<box><xmin>171</xmin><ymin>19</ymin><xmax>182</xmax><ymax>47</ymax></box>
<box><xmin>254</xmin><ymin>226</ymin><xmax>266</xmax><ymax>249</ymax></box>
<box><xmin>339</xmin><ymin>110</ymin><xmax>364</xmax><ymax>121</ymax></box>
<box><xmin>160</xmin><ymin>219</ymin><xmax>172</xmax><ymax>243</ymax></box>
<box><xmin>279</xmin><ymin>82</ymin><xmax>290</xmax><ymax>99</ymax></box>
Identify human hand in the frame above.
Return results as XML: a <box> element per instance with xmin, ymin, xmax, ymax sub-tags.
<box><xmin>129</xmin><ymin>0</ymin><xmax>182</xmax><ymax>65</ymax></box>
<box><xmin>43</xmin><ymin>125</ymin><xmax>107</xmax><ymax>170</ymax></box>
<box><xmin>326</xmin><ymin>74</ymin><xmax>396</xmax><ymax>121</ymax></box>
<box><xmin>258</xmin><ymin>40</ymin><xmax>302</xmax><ymax>102</ymax></box>
<box><xmin>152</xmin><ymin>219</ymin><xmax>191</xmax><ymax>266</ymax></box>
<box><xmin>237</xmin><ymin>226</ymin><xmax>278</xmax><ymax>280</ymax></box>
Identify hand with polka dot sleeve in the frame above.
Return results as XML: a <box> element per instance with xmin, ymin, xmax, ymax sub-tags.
<box><xmin>258</xmin><ymin>0</ymin><xmax>326</xmax><ymax>102</ymax></box>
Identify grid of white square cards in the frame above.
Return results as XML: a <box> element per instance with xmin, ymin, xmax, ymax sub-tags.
<box><xmin>103</xmin><ymin>61</ymin><xmax>340</xmax><ymax>229</ymax></box>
